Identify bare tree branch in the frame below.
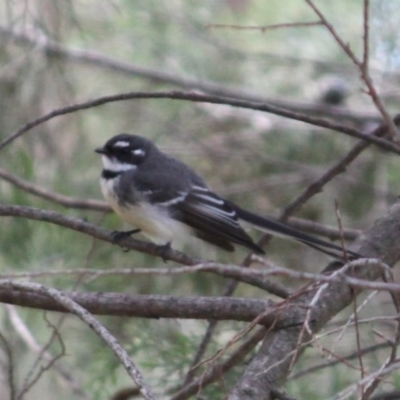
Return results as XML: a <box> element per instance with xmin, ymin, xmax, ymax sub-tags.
<box><xmin>0</xmin><ymin>204</ymin><xmax>199</xmax><ymax>265</ymax></box>
<box><xmin>0</xmin><ymin>287</ymin><xmax>276</xmax><ymax>323</ymax></box>
<box><xmin>0</xmin><ymin>91</ymin><xmax>397</xmax><ymax>153</ymax></box>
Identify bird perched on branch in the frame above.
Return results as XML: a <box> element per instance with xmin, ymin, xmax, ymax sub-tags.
<box><xmin>95</xmin><ymin>134</ymin><xmax>359</xmax><ymax>260</ymax></box>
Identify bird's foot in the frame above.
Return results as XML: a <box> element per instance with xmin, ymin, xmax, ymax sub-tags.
<box><xmin>158</xmin><ymin>241</ymin><xmax>172</xmax><ymax>263</ymax></box>
<box><xmin>111</xmin><ymin>229</ymin><xmax>141</xmax><ymax>242</ymax></box>
<box><xmin>111</xmin><ymin>229</ymin><xmax>141</xmax><ymax>252</ymax></box>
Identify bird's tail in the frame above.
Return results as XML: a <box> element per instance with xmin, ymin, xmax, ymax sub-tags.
<box><xmin>229</xmin><ymin>202</ymin><xmax>360</xmax><ymax>260</ymax></box>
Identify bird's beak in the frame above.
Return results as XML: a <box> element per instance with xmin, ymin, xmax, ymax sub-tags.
<box><xmin>95</xmin><ymin>147</ymin><xmax>106</xmax><ymax>155</ymax></box>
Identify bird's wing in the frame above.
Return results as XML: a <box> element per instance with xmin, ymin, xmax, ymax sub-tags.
<box><xmin>168</xmin><ymin>186</ymin><xmax>265</xmax><ymax>254</ymax></box>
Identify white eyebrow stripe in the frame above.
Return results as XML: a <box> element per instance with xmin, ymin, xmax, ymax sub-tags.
<box><xmin>113</xmin><ymin>141</ymin><xmax>130</xmax><ymax>148</ymax></box>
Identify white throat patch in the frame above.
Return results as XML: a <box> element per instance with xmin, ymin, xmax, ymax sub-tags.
<box><xmin>101</xmin><ymin>155</ymin><xmax>136</xmax><ymax>172</ymax></box>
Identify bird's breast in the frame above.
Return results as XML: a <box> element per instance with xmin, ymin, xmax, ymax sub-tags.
<box><xmin>99</xmin><ymin>176</ymin><xmax>192</xmax><ymax>245</ymax></box>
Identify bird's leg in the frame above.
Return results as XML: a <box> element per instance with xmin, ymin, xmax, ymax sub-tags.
<box><xmin>111</xmin><ymin>229</ymin><xmax>141</xmax><ymax>251</ymax></box>
<box><xmin>157</xmin><ymin>241</ymin><xmax>172</xmax><ymax>263</ymax></box>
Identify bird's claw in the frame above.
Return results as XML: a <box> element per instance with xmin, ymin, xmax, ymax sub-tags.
<box><xmin>111</xmin><ymin>229</ymin><xmax>141</xmax><ymax>252</ymax></box>
<box><xmin>111</xmin><ymin>229</ymin><xmax>141</xmax><ymax>243</ymax></box>
<box><xmin>158</xmin><ymin>242</ymin><xmax>172</xmax><ymax>263</ymax></box>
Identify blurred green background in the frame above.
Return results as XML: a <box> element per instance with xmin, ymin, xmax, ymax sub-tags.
<box><xmin>1</xmin><ymin>1</ymin><xmax>400</xmax><ymax>399</ymax></box>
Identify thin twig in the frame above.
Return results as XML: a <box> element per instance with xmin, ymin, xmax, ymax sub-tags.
<box><xmin>289</xmin><ymin>342</ymin><xmax>391</xmax><ymax>380</ymax></box>
<box><xmin>208</xmin><ymin>21</ymin><xmax>323</xmax><ymax>32</ymax></box>
<box><xmin>334</xmin><ymin>200</ymin><xmax>350</xmax><ymax>263</ymax></box>
<box><xmin>182</xmin><ymin>270</ymin><xmax>255</xmax><ymax>386</ymax></box>
<box><xmin>329</xmin><ymin>361</ymin><xmax>400</xmax><ymax>400</ymax></box>
<box><xmin>0</xmin><ymin>262</ymin><xmax>290</xmax><ymax>297</ymax></box>
<box><xmin>170</xmin><ymin>328</ymin><xmax>267</xmax><ymax>400</ymax></box>
<box><xmin>0</xmin><ymin>331</ymin><xmax>16</xmax><ymax>400</ymax></box>
<box><xmin>305</xmin><ymin>0</ymin><xmax>400</xmax><ymax>141</ymax></box>
<box><xmin>0</xmin><ymin>167</ymin><xmax>110</xmax><ymax>211</ymax></box>
<box><xmin>362</xmin><ymin>0</ymin><xmax>370</xmax><ymax>70</ymax></box>
<box><xmin>17</xmin><ymin>314</ymin><xmax>66</xmax><ymax>400</ymax></box>
<box><xmin>6</xmin><ymin>305</ymin><xmax>88</xmax><ymax>399</ymax></box>
<box><xmin>361</xmin><ymin>269</ymin><xmax>400</xmax><ymax>399</ymax></box>
<box><xmin>352</xmin><ymin>296</ymin><xmax>365</xmax><ymax>397</ymax></box>
<box><xmin>282</xmin><ymin>115</ymin><xmax>400</xmax><ymax>219</ymax></box>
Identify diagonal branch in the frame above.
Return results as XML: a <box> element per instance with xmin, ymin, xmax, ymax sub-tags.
<box><xmin>282</xmin><ymin>114</ymin><xmax>400</xmax><ymax>218</ymax></box>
